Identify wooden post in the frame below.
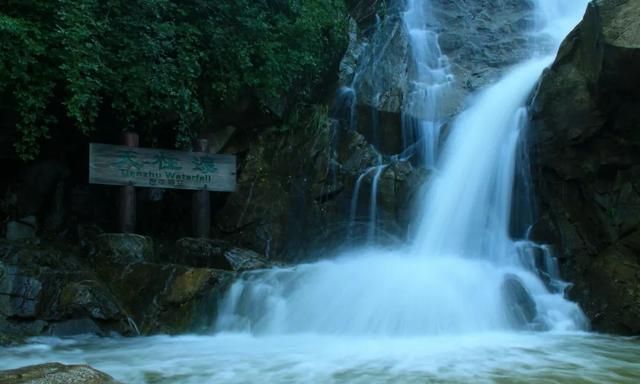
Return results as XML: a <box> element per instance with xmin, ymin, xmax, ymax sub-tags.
<box><xmin>192</xmin><ymin>138</ymin><xmax>211</xmax><ymax>238</ymax></box>
<box><xmin>118</xmin><ymin>132</ymin><xmax>138</xmax><ymax>233</ymax></box>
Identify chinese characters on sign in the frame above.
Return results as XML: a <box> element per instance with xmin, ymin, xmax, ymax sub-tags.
<box><xmin>89</xmin><ymin>143</ymin><xmax>236</xmax><ymax>192</ymax></box>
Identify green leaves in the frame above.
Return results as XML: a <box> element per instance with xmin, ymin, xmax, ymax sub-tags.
<box><xmin>57</xmin><ymin>0</ymin><xmax>106</xmax><ymax>134</ymax></box>
<box><xmin>0</xmin><ymin>0</ymin><xmax>348</xmax><ymax>160</ymax></box>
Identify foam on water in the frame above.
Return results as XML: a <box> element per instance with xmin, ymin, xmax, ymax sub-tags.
<box><xmin>216</xmin><ymin>248</ymin><xmax>586</xmax><ymax>335</ymax></box>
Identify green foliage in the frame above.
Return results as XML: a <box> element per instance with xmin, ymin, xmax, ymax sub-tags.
<box><xmin>0</xmin><ymin>0</ymin><xmax>348</xmax><ymax>160</ymax></box>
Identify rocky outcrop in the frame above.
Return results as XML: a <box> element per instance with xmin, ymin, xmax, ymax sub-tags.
<box><xmin>0</xmin><ymin>363</ymin><xmax>119</xmax><ymax>384</ymax></box>
<box><xmin>342</xmin><ymin>0</ymin><xmax>535</xmax><ymax>116</ymax></box>
<box><xmin>0</xmin><ymin>242</ymin><xmax>132</xmax><ymax>340</ymax></box>
<box><xmin>349</xmin><ymin>12</ymin><xmax>410</xmax><ymax>115</ymax></box>
<box><xmin>329</xmin><ymin>0</ymin><xmax>539</xmax><ymax>215</ymax></box>
<box><xmin>88</xmin><ymin>235</ymin><xmax>236</xmax><ymax>334</ymax></box>
<box><xmin>215</xmin><ymin>107</ymin><xmax>376</xmax><ymax>260</ymax></box>
<box><xmin>532</xmin><ymin>0</ymin><xmax>640</xmax><ymax>334</ymax></box>
<box><xmin>213</xmin><ymin>108</ymin><xmax>429</xmax><ymax>261</ymax></box>
<box><xmin>0</xmin><ymin>236</ymin><xmax>241</xmax><ymax>340</ymax></box>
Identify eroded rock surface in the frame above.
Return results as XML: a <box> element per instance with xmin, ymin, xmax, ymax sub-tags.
<box><xmin>0</xmin><ymin>363</ymin><xmax>119</xmax><ymax>384</ymax></box>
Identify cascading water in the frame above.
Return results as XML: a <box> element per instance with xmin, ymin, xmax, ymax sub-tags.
<box><xmin>216</xmin><ymin>0</ymin><xmax>589</xmax><ymax>335</ymax></box>
<box><xmin>348</xmin><ymin>161</ymin><xmax>388</xmax><ymax>243</ymax></box>
<box><xmin>401</xmin><ymin>0</ymin><xmax>455</xmax><ymax>166</ymax></box>
<box><xmin>334</xmin><ymin>19</ymin><xmax>394</xmax><ymax>244</ymax></box>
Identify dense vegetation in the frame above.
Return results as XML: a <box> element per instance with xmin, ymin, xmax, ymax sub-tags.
<box><xmin>0</xmin><ymin>0</ymin><xmax>348</xmax><ymax>160</ymax></box>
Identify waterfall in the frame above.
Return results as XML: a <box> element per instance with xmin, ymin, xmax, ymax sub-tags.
<box><xmin>367</xmin><ymin>164</ymin><xmax>388</xmax><ymax>242</ymax></box>
<box><xmin>402</xmin><ymin>0</ymin><xmax>455</xmax><ymax>167</ymax></box>
<box><xmin>216</xmin><ymin>0</ymin><xmax>590</xmax><ymax>336</ymax></box>
<box><xmin>348</xmin><ymin>165</ymin><xmax>378</xmax><ymax>240</ymax></box>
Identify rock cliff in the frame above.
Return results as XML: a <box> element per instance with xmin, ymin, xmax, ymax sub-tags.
<box><xmin>532</xmin><ymin>0</ymin><xmax>640</xmax><ymax>334</ymax></box>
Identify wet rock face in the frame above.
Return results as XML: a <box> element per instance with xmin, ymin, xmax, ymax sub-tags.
<box><xmin>501</xmin><ymin>274</ymin><xmax>537</xmax><ymax>329</ymax></box>
<box><xmin>350</xmin><ymin>159</ymin><xmax>430</xmax><ymax>241</ymax></box>
<box><xmin>0</xmin><ymin>239</ymin><xmax>235</xmax><ymax>340</ymax></box>
<box><xmin>532</xmin><ymin>0</ymin><xmax>640</xmax><ymax>334</ymax></box>
<box><xmin>431</xmin><ymin>0</ymin><xmax>535</xmax><ymax>92</ymax></box>
<box><xmin>213</xmin><ymin>111</ymin><xmax>383</xmax><ymax>261</ymax></box>
<box><xmin>0</xmin><ymin>265</ymin><xmax>41</xmax><ymax>319</ymax></box>
<box><xmin>0</xmin><ymin>243</ymin><xmax>134</xmax><ymax>339</ymax></box>
<box><xmin>333</xmin><ymin>0</ymin><xmax>538</xmax><ymax>180</ymax></box>
<box><xmin>350</xmin><ymin>12</ymin><xmax>411</xmax><ymax>115</ymax></box>
<box><xmin>342</xmin><ymin>0</ymin><xmax>534</xmax><ymax>117</ymax></box>
<box><xmin>0</xmin><ymin>363</ymin><xmax>120</xmax><ymax>384</ymax></box>
<box><xmin>213</xmin><ymin>112</ymin><xmax>431</xmax><ymax>261</ymax></box>
<box><xmin>89</xmin><ymin>236</ymin><xmax>236</xmax><ymax>334</ymax></box>
<box><xmin>106</xmin><ymin>262</ymin><xmax>233</xmax><ymax>333</ymax></box>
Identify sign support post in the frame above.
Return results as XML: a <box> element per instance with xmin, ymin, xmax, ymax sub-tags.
<box><xmin>192</xmin><ymin>139</ymin><xmax>211</xmax><ymax>238</ymax></box>
<box><xmin>118</xmin><ymin>132</ymin><xmax>138</xmax><ymax>233</ymax></box>
<box><xmin>89</xmin><ymin>138</ymin><xmax>236</xmax><ymax>236</ymax></box>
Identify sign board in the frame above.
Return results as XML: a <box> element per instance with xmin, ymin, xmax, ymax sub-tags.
<box><xmin>89</xmin><ymin>143</ymin><xmax>236</xmax><ymax>191</ymax></box>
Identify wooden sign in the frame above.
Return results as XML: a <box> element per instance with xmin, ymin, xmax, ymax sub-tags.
<box><xmin>89</xmin><ymin>143</ymin><xmax>236</xmax><ymax>191</ymax></box>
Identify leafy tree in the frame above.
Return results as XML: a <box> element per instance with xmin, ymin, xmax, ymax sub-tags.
<box><xmin>0</xmin><ymin>0</ymin><xmax>348</xmax><ymax>160</ymax></box>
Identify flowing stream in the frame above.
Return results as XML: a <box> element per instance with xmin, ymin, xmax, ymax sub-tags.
<box><xmin>3</xmin><ymin>1</ymin><xmax>640</xmax><ymax>383</ymax></box>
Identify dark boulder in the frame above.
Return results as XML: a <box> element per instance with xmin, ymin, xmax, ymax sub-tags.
<box><xmin>92</xmin><ymin>233</ymin><xmax>152</xmax><ymax>266</ymax></box>
<box><xmin>501</xmin><ymin>274</ymin><xmax>537</xmax><ymax>328</ymax></box>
